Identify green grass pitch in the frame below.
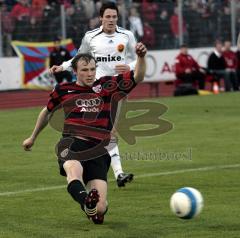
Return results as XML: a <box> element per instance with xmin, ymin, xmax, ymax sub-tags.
<box><xmin>0</xmin><ymin>93</ymin><xmax>240</xmax><ymax>238</ymax></box>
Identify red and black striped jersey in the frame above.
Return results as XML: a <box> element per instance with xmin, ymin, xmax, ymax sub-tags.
<box><xmin>47</xmin><ymin>71</ymin><xmax>136</xmax><ymax>142</ymax></box>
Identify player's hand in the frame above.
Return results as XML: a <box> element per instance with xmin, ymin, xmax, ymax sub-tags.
<box><xmin>135</xmin><ymin>42</ymin><xmax>147</xmax><ymax>58</ymax></box>
<box><xmin>115</xmin><ymin>64</ymin><xmax>130</xmax><ymax>74</ymax></box>
<box><xmin>49</xmin><ymin>65</ymin><xmax>63</xmax><ymax>75</ymax></box>
<box><xmin>22</xmin><ymin>137</ymin><xmax>34</xmax><ymax>151</ymax></box>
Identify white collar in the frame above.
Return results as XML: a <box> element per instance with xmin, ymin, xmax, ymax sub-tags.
<box><xmin>100</xmin><ymin>25</ymin><xmax>119</xmax><ymax>34</ymax></box>
<box><xmin>214</xmin><ymin>49</ymin><xmax>221</xmax><ymax>57</ymax></box>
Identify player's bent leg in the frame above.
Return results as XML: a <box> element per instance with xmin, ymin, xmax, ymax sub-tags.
<box><xmin>86</xmin><ymin>179</ymin><xmax>108</xmax><ymax>224</ymax></box>
<box><xmin>84</xmin><ymin>188</ymin><xmax>100</xmax><ymax>219</ymax></box>
<box><xmin>63</xmin><ymin>160</ymin><xmax>84</xmax><ymax>183</ymax></box>
<box><xmin>63</xmin><ymin>160</ymin><xmax>87</xmax><ymax>210</ymax></box>
<box><xmin>87</xmin><ymin>179</ymin><xmax>108</xmax><ymax>214</ymax></box>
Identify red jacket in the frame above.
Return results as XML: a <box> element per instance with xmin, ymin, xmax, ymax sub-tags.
<box><xmin>142</xmin><ymin>0</ymin><xmax>158</xmax><ymax>22</ymax></box>
<box><xmin>170</xmin><ymin>14</ymin><xmax>186</xmax><ymax>37</ymax></box>
<box><xmin>223</xmin><ymin>50</ymin><xmax>237</xmax><ymax>70</ymax></box>
<box><xmin>10</xmin><ymin>3</ymin><xmax>30</xmax><ymax>20</ymax></box>
<box><xmin>175</xmin><ymin>53</ymin><xmax>200</xmax><ymax>76</ymax></box>
<box><xmin>142</xmin><ymin>24</ymin><xmax>156</xmax><ymax>48</ymax></box>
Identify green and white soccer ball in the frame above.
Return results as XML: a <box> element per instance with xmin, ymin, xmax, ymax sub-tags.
<box><xmin>170</xmin><ymin>187</ymin><xmax>204</xmax><ymax>219</ymax></box>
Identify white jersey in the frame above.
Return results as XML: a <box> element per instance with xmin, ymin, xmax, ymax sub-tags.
<box><xmin>62</xmin><ymin>25</ymin><xmax>137</xmax><ymax>79</ymax></box>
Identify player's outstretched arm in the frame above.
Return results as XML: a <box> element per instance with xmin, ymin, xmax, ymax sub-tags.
<box><xmin>49</xmin><ymin>65</ymin><xmax>64</xmax><ymax>74</ymax></box>
<box><xmin>22</xmin><ymin>107</ymin><xmax>51</xmax><ymax>151</ymax></box>
<box><xmin>134</xmin><ymin>43</ymin><xmax>147</xmax><ymax>83</ymax></box>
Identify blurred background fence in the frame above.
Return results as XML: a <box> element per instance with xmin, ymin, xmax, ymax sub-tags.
<box><xmin>0</xmin><ymin>0</ymin><xmax>240</xmax><ymax>57</ymax></box>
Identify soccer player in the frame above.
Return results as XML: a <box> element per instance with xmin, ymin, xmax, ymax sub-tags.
<box><xmin>50</xmin><ymin>2</ymin><xmax>137</xmax><ymax>187</ymax></box>
<box><xmin>22</xmin><ymin>43</ymin><xmax>147</xmax><ymax>224</ymax></box>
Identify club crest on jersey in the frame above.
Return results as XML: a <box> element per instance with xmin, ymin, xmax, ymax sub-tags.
<box><xmin>92</xmin><ymin>84</ymin><xmax>102</xmax><ymax>93</ymax></box>
<box><xmin>117</xmin><ymin>44</ymin><xmax>124</xmax><ymax>52</ymax></box>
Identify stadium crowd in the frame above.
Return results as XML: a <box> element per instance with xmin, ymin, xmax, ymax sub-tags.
<box><xmin>1</xmin><ymin>0</ymin><xmax>240</xmax><ymax>55</ymax></box>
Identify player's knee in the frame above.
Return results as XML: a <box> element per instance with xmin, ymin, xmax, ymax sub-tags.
<box><xmin>63</xmin><ymin>160</ymin><xmax>83</xmax><ymax>182</ymax></box>
<box><xmin>64</xmin><ymin>160</ymin><xmax>82</xmax><ymax>172</ymax></box>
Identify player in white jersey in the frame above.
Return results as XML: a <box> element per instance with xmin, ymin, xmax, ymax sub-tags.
<box><xmin>50</xmin><ymin>2</ymin><xmax>137</xmax><ymax>187</ymax></box>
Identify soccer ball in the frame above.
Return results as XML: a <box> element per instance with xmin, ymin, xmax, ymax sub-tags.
<box><xmin>170</xmin><ymin>187</ymin><xmax>204</xmax><ymax>219</ymax></box>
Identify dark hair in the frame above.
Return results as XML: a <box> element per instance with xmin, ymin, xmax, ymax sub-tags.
<box><xmin>100</xmin><ymin>2</ymin><xmax>119</xmax><ymax>17</ymax></box>
<box><xmin>71</xmin><ymin>53</ymin><xmax>96</xmax><ymax>70</ymax></box>
<box><xmin>180</xmin><ymin>43</ymin><xmax>187</xmax><ymax>48</ymax></box>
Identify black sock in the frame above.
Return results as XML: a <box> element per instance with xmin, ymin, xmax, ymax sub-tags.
<box><xmin>67</xmin><ymin>180</ymin><xmax>87</xmax><ymax>210</ymax></box>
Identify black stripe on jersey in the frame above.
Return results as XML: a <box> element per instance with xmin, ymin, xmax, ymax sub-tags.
<box><xmin>115</xmin><ymin>26</ymin><xmax>131</xmax><ymax>36</ymax></box>
<box><xmin>69</xmin><ymin>110</ymin><xmax>111</xmax><ymax>120</ymax></box>
<box><xmin>91</xmin><ymin>30</ymin><xmax>104</xmax><ymax>40</ymax></box>
<box><xmin>115</xmin><ymin>30</ymin><xmax>128</xmax><ymax>37</ymax></box>
<box><xmin>116</xmin><ymin>26</ymin><xmax>128</xmax><ymax>32</ymax></box>
<box><xmin>86</xmin><ymin>27</ymin><xmax>101</xmax><ymax>34</ymax></box>
<box><xmin>88</xmin><ymin>30</ymin><xmax>104</xmax><ymax>46</ymax></box>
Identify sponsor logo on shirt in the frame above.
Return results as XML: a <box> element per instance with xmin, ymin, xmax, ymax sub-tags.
<box><xmin>96</xmin><ymin>55</ymin><xmax>122</xmax><ymax>62</ymax></box>
<box><xmin>75</xmin><ymin>97</ymin><xmax>102</xmax><ymax>112</ymax></box>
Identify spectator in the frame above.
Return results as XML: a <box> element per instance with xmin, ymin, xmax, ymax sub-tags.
<box><xmin>199</xmin><ymin>3</ymin><xmax>214</xmax><ymax>45</ymax></box>
<box><xmin>142</xmin><ymin>21</ymin><xmax>155</xmax><ymax>49</ymax></box>
<box><xmin>39</xmin><ymin>3</ymin><xmax>59</xmax><ymax>41</ymax></box>
<box><xmin>10</xmin><ymin>0</ymin><xmax>30</xmax><ymax>21</ymax></box>
<box><xmin>220</xmin><ymin>5</ymin><xmax>231</xmax><ymax>42</ymax></box>
<box><xmin>72</xmin><ymin>0</ymin><xmax>88</xmax><ymax>46</ymax></box>
<box><xmin>1</xmin><ymin>3</ymin><xmax>15</xmax><ymax>34</ymax></box>
<box><xmin>185</xmin><ymin>1</ymin><xmax>201</xmax><ymax>47</ymax></box>
<box><xmin>128</xmin><ymin>7</ymin><xmax>143</xmax><ymax>41</ymax></box>
<box><xmin>207</xmin><ymin>40</ymin><xmax>227</xmax><ymax>90</ymax></box>
<box><xmin>26</xmin><ymin>16</ymin><xmax>42</xmax><ymax>41</ymax></box>
<box><xmin>65</xmin><ymin>6</ymin><xmax>84</xmax><ymax>46</ymax></box>
<box><xmin>49</xmin><ymin>6</ymin><xmax>77</xmax><ymax>43</ymax></box>
<box><xmin>116</xmin><ymin>0</ymin><xmax>126</xmax><ymax>27</ymax></box>
<box><xmin>81</xmin><ymin>0</ymin><xmax>95</xmax><ymax>19</ymax></box>
<box><xmin>155</xmin><ymin>9</ymin><xmax>171</xmax><ymax>49</ymax></box>
<box><xmin>175</xmin><ymin>44</ymin><xmax>205</xmax><ymax>90</ymax></box>
<box><xmin>31</xmin><ymin>0</ymin><xmax>47</xmax><ymax>20</ymax></box>
<box><xmin>74</xmin><ymin>0</ymin><xmax>85</xmax><ymax>13</ymax></box>
<box><xmin>222</xmin><ymin>40</ymin><xmax>239</xmax><ymax>91</ymax></box>
<box><xmin>49</xmin><ymin>37</ymin><xmax>72</xmax><ymax>84</ymax></box>
<box><xmin>88</xmin><ymin>17</ymin><xmax>100</xmax><ymax>30</ymax></box>
<box><xmin>170</xmin><ymin>6</ymin><xmax>187</xmax><ymax>48</ymax></box>
<box><xmin>141</xmin><ymin>0</ymin><xmax>158</xmax><ymax>23</ymax></box>
<box><xmin>10</xmin><ymin>0</ymin><xmax>31</xmax><ymax>40</ymax></box>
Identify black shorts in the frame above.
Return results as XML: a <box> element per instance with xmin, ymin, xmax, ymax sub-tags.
<box><xmin>57</xmin><ymin>137</ymin><xmax>111</xmax><ymax>185</ymax></box>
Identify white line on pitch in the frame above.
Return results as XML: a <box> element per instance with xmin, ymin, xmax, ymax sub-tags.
<box><xmin>0</xmin><ymin>163</ymin><xmax>239</xmax><ymax>197</ymax></box>
<box><xmin>135</xmin><ymin>163</ymin><xmax>240</xmax><ymax>178</ymax></box>
<box><xmin>0</xmin><ymin>185</ymin><xmax>66</xmax><ymax>196</ymax></box>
